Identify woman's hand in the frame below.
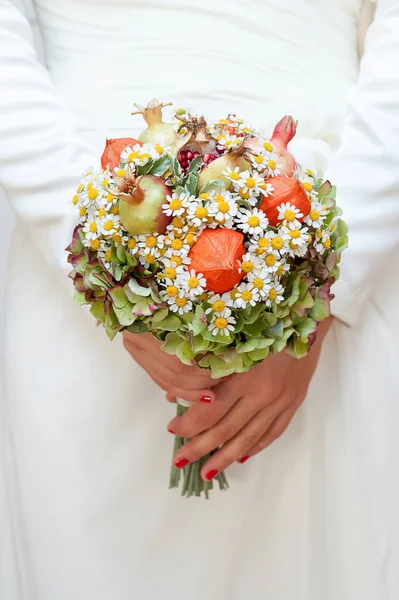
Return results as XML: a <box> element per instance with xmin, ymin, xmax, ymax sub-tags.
<box><xmin>168</xmin><ymin>317</ymin><xmax>333</xmax><ymax>479</ymax></box>
<box><xmin>123</xmin><ymin>331</ymin><xmax>219</xmax><ymax>404</ymax></box>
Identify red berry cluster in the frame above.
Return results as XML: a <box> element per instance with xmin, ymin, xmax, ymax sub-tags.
<box><xmin>177</xmin><ymin>148</ymin><xmax>224</xmax><ymax>173</ymax></box>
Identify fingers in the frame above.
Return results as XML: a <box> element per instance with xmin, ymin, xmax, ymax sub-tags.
<box><xmin>244</xmin><ymin>404</ymin><xmax>297</xmax><ymax>458</ymax></box>
<box><xmin>172</xmin><ymin>393</ymin><xmax>269</xmax><ymax>469</ymax></box>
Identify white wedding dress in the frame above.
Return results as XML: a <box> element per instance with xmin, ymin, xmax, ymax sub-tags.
<box><xmin>1</xmin><ymin>1</ymin><xmax>399</xmax><ymax>599</ymax></box>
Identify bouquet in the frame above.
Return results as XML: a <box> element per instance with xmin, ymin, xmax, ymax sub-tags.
<box><xmin>67</xmin><ymin>99</ymin><xmax>348</xmax><ymax>498</ymax></box>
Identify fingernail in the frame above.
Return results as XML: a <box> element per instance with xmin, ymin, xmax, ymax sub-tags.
<box><xmin>175</xmin><ymin>458</ymin><xmax>190</xmax><ymax>469</ymax></box>
<box><xmin>238</xmin><ymin>456</ymin><xmax>250</xmax><ymax>464</ymax></box>
<box><xmin>200</xmin><ymin>395</ymin><xmax>212</xmax><ymax>403</ymax></box>
<box><xmin>167</xmin><ymin>427</ymin><xmax>175</xmax><ymax>434</ymax></box>
<box><xmin>204</xmin><ymin>469</ymin><xmax>219</xmax><ymax>481</ymax></box>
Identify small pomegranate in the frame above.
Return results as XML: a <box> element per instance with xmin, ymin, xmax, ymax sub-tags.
<box><xmin>101</xmin><ymin>137</ymin><xmax>142</xmax><ymax>172</ymax></box>
<box><xmin>188</xmin><ymin>228</ymin><xmax>246</xmax><ymax>294</ymax></box>
<box><xmin>259</xmin><ymin>176</ymin><xmax>311</xmax><ymax>227</ymax></box>
<box><xmin>196</xmin><ymin>145</ymin><xmax>250</xmax><ymax>193</ymax></box>
<box><xmin>111</xmin><ymin>164</ymin><xmax>173</xmax><ymax>235</ymax></box>
<box><xmin>131</xmin><ymin>98</ymin><xmax>178</xmax><ymax>146</ymax></box>
<box><xmin>171</xmin><ymin>114</ymin><xmax>218</xmax><ymax>165</ymax></box>
<box><xmin>269</xmin><ymin>116</ymin><xmax>297</xmax><ymax>176</ymax></box>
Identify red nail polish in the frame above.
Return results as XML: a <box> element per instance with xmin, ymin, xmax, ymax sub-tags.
<box><xmin>167</xmin><ymin>427</ymin><xmax>175</xmax><ymax>434</ymax></box>
<box><xmin>200</xmin><ymin>395</ymin><xmax>212</xmax><ymax>403</ymax></box>
<box><xmin>238</xmin><ymin>456</ymin><xmax>250</xmax><ymax>464</ymax></box>
<box><xmin>204</xmin><ymin>469</ymin><xmax>219</xmax><ymax>481</ymax></box>
<box><xmin>175</xmin><ymin>458</ymin><xmax>190</xmax><ymax>469</ymax></box>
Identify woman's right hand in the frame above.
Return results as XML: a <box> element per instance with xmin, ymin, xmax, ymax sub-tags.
<box><xmin>122</xmin><ymin>332</ymin><xmax>220</xmax><ymax>405</ymax></box>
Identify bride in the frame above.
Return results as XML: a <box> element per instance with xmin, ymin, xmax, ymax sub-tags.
<box><xmin>1</xmin><ymin>0</ymin><xmax>399</xmax><ymax>598</ymax></box>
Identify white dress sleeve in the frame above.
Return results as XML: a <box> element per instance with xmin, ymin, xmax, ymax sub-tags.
<box><xmin>0</xmin><ymin>0</ymin><xmax>95</xmax><ymax>287</ymax></box>
<box><xmin>328</xmin><ymin>0</ymin><xmax>399</xmax><ymax>326</ymax></box>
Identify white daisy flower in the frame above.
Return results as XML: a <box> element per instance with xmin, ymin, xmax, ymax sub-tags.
<box><xmin>263</xmin><ymin>250</ymin><xmax>282</xmax><ymax>274</ymax></box>
<box><xmin>238</xmin><ymin>251</ymin><xmax>262</xmax><ymax>275</ymax></box>
<box><xmin>247</xmin><ymin>233</ymin><xmax>272</xmax><ymax>256</ymax></box>
<box><xmin>186</xmin><ymin>201</ymin><xmax>211</xmax><ymax>228</ymax></box>
<box><xmin>262</xmin><ymin>139</ymin><xmax>274</xmax><ymax>153</ymax></box>
<box><xmin>281</xmin><ymin>225</ymin><xmax>309</xmax><ymax>249</ymax></box>
<box><xmin>120</xmin><ymin>143</ymin><xmax>151</xmax><ymax>168</ymax></box>
<box><xmin>236</xmin><ymin>207</ymin><xmax>268</xmax><ymax>236</ymax></box>
<box><xmin>265</xmin><ymin>153</ymin><xmax>282</xmax><ymax>177</ymax></box>
<box><xmin>162</xmin><ymin>192</ymin><xmax>192</xmax><ymax>217</ymax></box>
<box><xmin>208</xmin><ymin>311</ymin><xmax>236</xmax><ymax>336</ymax></box>
<box><xmin>111</xmin><ymin>232</ymin><xmax>129</xmax><ymax>246</ymax></box>
<box><xmin>159</xmin><ymin>258</ymin><xmax>185</xmax><ymax>285</ymax></box>
<box><xmin>274</xmin><ymin>259</ymin><xmax>291</xmax><ymax>279</ymax></box>
<box><xmin>205</xmin><ymin>293</ymin><xmax>234</xmax><ymax>315</ymax></box>
<box><xmin>159</xmin><ymin>284</ymin><xmax>180</xmax><ymax>303</ymax></box>
<box><xmin>98</xmin><ymin>213</ymin><xmax>121</xmax><ymax>237</ymax></box>
<box><xmin>137</xmin><ymin>233</ymin><xmax>165</xmax><ymax>258</ymax></box>
<box><xmin>164</xmin><ymin>233</ymin><xmax>190</xmax><ymax>257</ymax></box>
<box><xmin>304</xmin><ymin>200</ymin><xmax>328</xmax><ymax>228</ymax></box>
<box><xmin>222</xmin><ymin>166</ymin><xmax>242</xmax><ymax>184</ymax></box>
<box><xmin>277</xmin><ymin>202</ymin><xmax>304</xmax><ymax>229</ymax></box>
<box><xmin>235</xmin><ymin>170</ymin><xmax>265</xmax><ymax>199</ymax></box>
<box><xmin>259</xmin><ymin>181</ymin><xmax>274</xmax><ymax>198</ymax></box>
<box><xmin>168</xmin><ymin>291</ymin><xmax>193</xmax><ymax>315</ymax></box>
<box><xmin>234</xmin><ymin>284</ymin><xmax>260</xmax><ymax>309</ymax></box>
<box><xmin>268</xmin><ymin>231</ymin><xmax>289</xmax><ymax>256</ymax></box>
<box><xmin>82</xmin><ymin>218</ymin><xmax>100</xmax><ymax>241</ymax></box>
<box><xmin>180</xmin><ymin>269</ymin><xmax>207</xmax><ymax>299</ymax></box>
<box><xmin>265</xmin><ymin>280</ymin><xmax>285</xmax><ymax>307</ymax></box>
<box><xmin>247</xmin><ymin>269</ymin><xmax>271</xmax><ymax>298</ymax></box>
<box><xmin>314</xmin><ymin>229</ymin><xmax>332</xmax><ymax>254</ymax></box>
<box><xmin>217</xmin><ymin>133</ymin><xmax>242</xmax><ymax>150</ymax></box>
<box><xmin>208</xmin><ymin>191</ymin><xmax>238</xmax><ymax>223</ymax></box>
<box><xmin>249</xmin><ymin>150</ymin><xmax>269</xmax><ymax>173</ymax></box>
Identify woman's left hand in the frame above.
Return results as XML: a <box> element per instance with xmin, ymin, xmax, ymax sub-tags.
<box><xmin>168</xmin><ymin>317</ymin><xmax>333</xmax><ymax>480</ymax></box>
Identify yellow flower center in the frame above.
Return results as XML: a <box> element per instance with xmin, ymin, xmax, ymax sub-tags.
<box><xmin>113</xmin><ymin>234</ymin><xmax>122</xmax><ymax>244</ymax></box>
<box><xmin>241</xmin><ymin>290</ymin><xmax>252</xmax><ymax>301</ymax></box>
<box><xmin>139</xmin><ymin>153</ymin><xmax>151</xmax><ymax>161</ymax></box>
<box><xmin>171</xmin><ymin>239</ymin><xmax>183</xmax><ymax>250</ymax></box>
<box><xmin>72</xmin><ymin>194</ymin><xmax>79</xmax><ymax>205</ymax></box>
<box><xmin>289</xmin><ymin>241</ymin><xmax>299</xmax><ymax>249</ymax></box>
<box><xmin>212</xmin><ymin>300</ymin><xmax>225</xmax><ymax>312</ymax></box>
<box><xmin>303</xmin><ymin>181</ymin><xmax>313</xmax><ymax>192</ymax></box>
<box><xmin>271</xmin><ymin>237</ymin><xmax>283</xmax><ymax>250</ymax></box>
<box><xmin>215</xmin><ymin>317</ymin><xmax>228</xmax><ymax>329</ymax></box>
<box><xmin>98</xmin><ymin>208</ymin><xmax>107</xmax><ymax>217</ymax></box>
<box><xmin>87</xmin><ymin>188</ymin><xmax>99</xmax><ymax>201</ymax></box>
<box><xmin>170</xmin><ymin>255</ymin><xmax>183</xmax><ymax>266</ymax></box>
<box><xmin>166</xmin><ymin>285</ymin><xmax>178</xmax><ymax>297</ymax></box>
<box><xmin>322</xmin><ymin>237</ymin><xmax>331</xmax><ymax>249</ymax></box>
<box><xmin>90</xmin><ymin>239</ymin><xmax>100</xmax><ymax>250</ymax></box>
<box><xmin>229</xmin><ymin>172</ymin><xmax>240</xmax><ymax>181</ymax></box>
<box><xmin>276</xmin><ymin>264</ymin><xmax>284</xmax><ymax>277</ymax></box>
<box><xmin>86</xmin><ymin>183</ymin><xmax>93</xmax><ymax>190</ymax></box>
<box><xmin>164</xmin><ymin>267</ymin><xmax>177</xmax><ymax>279</ymax></box>
<box><xmin>110</xmin><ymin>205</ymin><xmax>119</xmax><ymax>215</ymax></box>
<box><xmin>101</xmin><ymin>179</ymin><xmax>109</xmax><ymax>187</ymax></box>
<box><xmin>116</xmin><ymin>169</ymin><xmax>125</xmax><ymax>177</ymax></box>
<box><xmin>185</xmin><ymin>233</ymin><xmax>196</xmax><ymax>246</ymax></box>
<box><xmin>241</xmin><ymin>261</ymin><xmax>254</xmax><ymax>273</ymax></box>
<box><xmin>245</xmin><ymin>177</ymin><xmax>256</xmax><ymax>189</ymax></box>
<box><xmin>307</xmin><ymin>234</ymin><xmax>313</xmax><ymax>244</ymax></box>
<box><xmin>106</xmin><ymin>193</ymin><xmax>115</xmax><ymax>203</ymax></box>
<box><xmin>79</xmin><ymin>207</ymin><xmax>87</xmax><ymax>217</ymax></box>
<box><xmin>195</xmin><ymin>207</ymin><xmax>208</xmax><ymax>220</ymax></box>
<box><xmin>104</xmin><ymin>250</ymin><xmax>112</xmax><ymax>262</ymax></box>
<box><xmin>267</xmin><ymin>159</ymin><xmax>277</xmax><ymax>170</ymax></box>
<box><xmin>268</xmin><ymin>288</ymin><xmax>277</xmax><ymax>300</ymax></box>
<box><xmin>306</xmin><ymin>169</ymin><xmax>314</xmax><ymax>176</ymax></box>
<box><xmin>77</xmin><ymin>184</ymin><xmax>83</xmax><ymax>193</ymax></box>
<box><xmin>289</xmin><ymin>229</ymin><xmax>301</xmax><ymax>239</ymax></box>
<box><xmin>253</xmin><ymin>278</ymin><xmax>264</xmax><ymax>289</ymax></box>
<box><xmin>284</xmin><ymin>209</ymin><xmax>296</xmax><ymax>222</ymax></box>
<box><xmin>173</xmin><ymin>229</ymin><xmax>184</xmax><ymax>238</ymax></box>
<box><xmin>258</xmin><ymin>237</ymin><xmax>269</xmax><ymax>249</ymax></box>
<box><xmin>145</xmin><ymin>253</ymin><xmax>155</xmax><ymax>264</ymax></box>
<box><xmin>159</xmin><ymin>248</ymin><xmax>166</xmax><ymax>256</ymax></box>
<box><xmin>154</xmin><ymin>144</ymin><xmax>164</xmax><ymax>154</ymax></box>
<box><xmin>248</xmin><ymin>216</ymin><xmax>260</xmax><ymax>228</ymax></box>
<box><xmin>310</xmin><ymin>209</ymin><xmax>320</xmax><ymax>221</ymax></box>
<box><xmin>103</xmin><ymin>220</ymin><xmax>114</xmax><ymax>232</ymax></box>
<box><xmin>175</xmin><ymin>297</ymin><xmax>187</xmax><ymax>307</ymax></box>
<box><xmin>89</xmin><ymin>221</ymin><xmax>97</xmax><ymax>233</ymax></box>
<box><xmin>128</xmin><ymin>238</ymin><xmax>137</xmax><ymax>249</ymax></box>
<box><xmin>254</xmin><ymin>155</ymin><xmax>264</xmax><ymax>164</ymax></box>
<box><xmin>265</xmin><ymin>254</ymin><xmax>276</xmax><ymax>266</ymax></box>
<box><xmin>198</xmin><ymin>292</ymin><xmax>209</xmax><ymax>302</ymax></box>
<box><xmin>170</xmin><ymin>199</ymin><xmax>182</xmax><ymax>211</ymax></box>
<box><xmin>128</xmin><ymin>151</ymin><xmax>140</xmax><ymax>162</ymax></box>
<box><xmin>199</xmin><ymin>193</ymin><xmax>210</xmax><ymax>200</ymax></box>
<box><xmin>214</xmin><ymin>194</ymin><xmax>224</xmax><ymax>202</ymax></box>
<box><xmin>263</xmin><ymin>141</ymin><xmax>273</xmax><ymax>152</ymax></box>
<box><xmin>146</xmin><ymin>236</ymin><xmax>157</xmax><ymax>248</ymax></box>
<box><xmin>239</xmin><ymin>188</ymin><xmax>250</xmax><ymax>199</ymax></box>
<box><xmin>218</xmin><ymin>201</ymin><xmax>230</xmax><ymax>214</ymax></box>
<box><xmin>188</xmin><ymin>277</ymin><xmax>199</xmax><ymax>289</ymax></box>
<box><xmin>315</xmin><ymin>229</ymin><xmax>322</xmax><ymax>240</ymax></box>
<box><xmin>172</xmin><ymin>216</ymin><xmax>184</xmax><ymax>228</ymax></box>
<box><xmin>230</xmin><ymin>288</ymin><xmax>240</xmax><ymax>300</ymax></box>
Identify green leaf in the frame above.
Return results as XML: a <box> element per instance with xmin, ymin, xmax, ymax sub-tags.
<box><xmin>126</xmin><ymin>321</ymin><xmax>150</xmax><ymax>334</ymax></box>
<box><xmin>185</xmin><ymin>155</ymin><xmax>202</xmax><ymax>176</ymax></box>
<box><xmin>175</xmin><ymin>341</ymin><xmax>195</xmax><ymax>366</ymax></box>
<box><xmin>198</xmin><ymin>179</ymin><xmax>226</xmax><ymax>195</ymax></box>
<box><xmin>147</xmin><ymin>155</ymin><xmax>171</xmax><ymax>177</ymax></box>
<box><xmin>132</xmin><ymin>297</ymin><xmax>157</xmax><ymax>317</ymax></box>
<box><xmin>247</xmin><ymin>346</ymin><xmax>270</xmax><ymax>362</ymax></box>
<box><xmin>243</xmin><ymin>320</ymin><xmax>266</xmax><ymax>337</ymax></box>
<box><xmin>295</xmin><ymin>317</ymin><xmax>317</xmax><ymax>342</ymax></box>
<box><xmin>108</xmin><ymin>286</ymin><xmax>128</xmax><ymax>309</ymax></box>
<box><xmin>74</xmin><ymin>291</ymin><xmax>87</xmax><ymax>306</ymax></box>
<box><xmin>191</xmin><ymin>336</ymin><xmax>211</xmax><ymax>353</ymax></box>
<box><xmin>170</xmin><ymin>156</ymin><xmax>182</xmax><ymax>182</ymax></box>
<box><xmin>152</xmin><ymin>308</ymin><xmax>169</xmax><ymax>323</ymax></box>
<box><xmin>113</xmin><ymin>302</ymin><xmax>136</xmax><ymax>326</ymax></box>
<box><xmin>128</xmin><ymin>278</ymin><xmax>151</xmax><ymax>297</ymax></box>
<box><xmin>264</xmin><ymin>320</ymin><xmax>284</xmax><ymax>339</ymax></box>
<box><xmin>185</xmin><ymin>173</ymin><xmax>198</xmax><ymax>196</ymax></box>
<box><xmin>191</xmin><ymin>305</ymin><xmax>208</xmax><ymax>336</ymax></box>
<box><xmin>155</xmin><ymin>314</ymin><xmax>182</xmax><ymax>332</ymax></box>
<box><xmin>161</xmin><ymin>332</ymin><xmax>185</xmax><ymax>354</ymax></box>
<box><xmin>263</xmin><ymin>312</ymin><xmax>278</xmax><ymax>328</ymax></box>
<box><xmin>116</xmin><ymin>244</ymin><xmax>127</xmax><ymax>264</ymax></box>
<box><xmin>90</xmin><ymin>300</ymin><xmax>106</xmax><ymax>324</ymax></box>
<box><xmin>309</xmin><ymin>290</ymin><xmax>330</xmax><ymax>322</ymax></box>
<box><xmin>317</xmin><ymin>180</ymin><xmax>333</xmax><ymax>198</ymax></box>
<box><xmin>202</xmin><ymin>328</ymin><xmax>233</xmax><ymax>345</ymax></box>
